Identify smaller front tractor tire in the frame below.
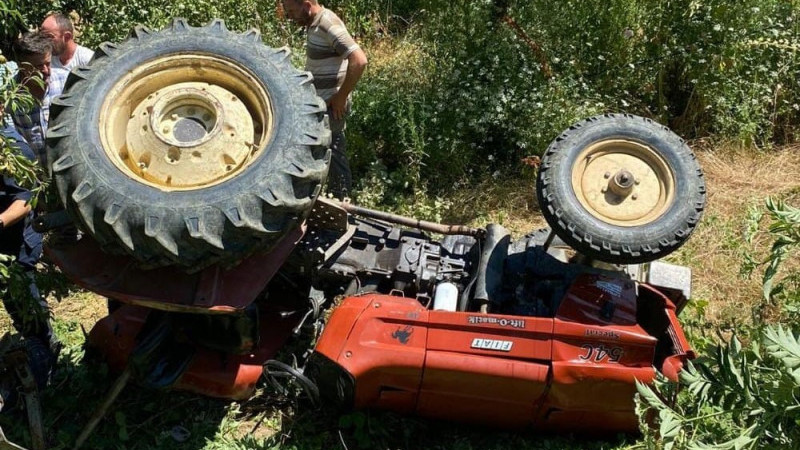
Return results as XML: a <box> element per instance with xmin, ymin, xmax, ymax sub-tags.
<box><xmin>536</xmin><ymin>114</ymin><xmax>706</xmax><ymax>264</ymax></box>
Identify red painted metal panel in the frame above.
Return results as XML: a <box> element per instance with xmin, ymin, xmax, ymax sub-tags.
<box><xmin>557</xmin><ymin>274</ymin><xmax>637</xmax><ymax>326</ymax></box>
<box><xmin>313</xmin><ymin>288</ymin><xmax>693</xmax><ymax>432</ymax></box>
<box><xmin>418</xmin><ymin>312</ymin><xmax>552</xmax><ymax>427</ymax></box>
<box><xmin>426</xmin><ymin>311</ymin><xmax>553</xmax><ymax>361</ymax></box>
<box><xmin>333</xmin><ymin>295</ymin><xmax>429</xmax><ymax>413</ymax></box>
<box><xmin>44</xmin><ymin>225</ymin><xmax>305</xmax><ymax>313</ymax></box>
<box><xmin>313</xmin><ymin>295</ymin><xmax>373</xmax><ymax>362</ymax></box>
<box><xmin>87</xmin><ymin>303</ymin><xmax>300</xmax><ymax>400</ymax></box>
<box><xmin>417</xmin><ymin>351</ymin><xmax>550</xmax><ymax>427</ymax></box>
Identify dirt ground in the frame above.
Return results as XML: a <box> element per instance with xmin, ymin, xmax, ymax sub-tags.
<box><xmin>685</xmin><ymin>146</ymin><xmax>800</xmax><ymax>325</ymax></box>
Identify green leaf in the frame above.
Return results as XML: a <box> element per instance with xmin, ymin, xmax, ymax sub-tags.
<box><xmin>338</xmin><ymin>414</ymin><xmax>353</xmax><ymax>428</ymax></box>
<box><xmin>115</xmin><ymin>411</ymin><xmax>129</xmax><ymax>441</ymax></box>
<box><xmin>636</xmin><ymin>380</ymin><xmax>670</xmax><ymax>411</ymax></box>
<box><xmin>764</xmin><ymin>326</ymin><xmax>800</xmax><ymax>370</ymax></box>
<box><xmin>659</xmin><ymin>409</ymin><xmax>683</xmax><ymax>439</ymax></box>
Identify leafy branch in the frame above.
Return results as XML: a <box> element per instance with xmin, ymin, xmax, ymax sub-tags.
<box><xmin>636</xmin><ymin>330</ymin><xmax>800</xmax><ymax>449</ymax></box>
<box><xmin>637</xmin><ymin>198</ymin><xmax>800</xmax><ymax>449</ymax></box>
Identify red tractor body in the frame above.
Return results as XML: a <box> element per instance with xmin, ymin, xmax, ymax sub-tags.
<box><xmin>310</xmin><ymin>276</ymin><xmax>692</xmax><ymax>432</ymax></box>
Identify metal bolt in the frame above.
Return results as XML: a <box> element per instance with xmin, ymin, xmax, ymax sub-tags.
<box><xmin>601</xmin><ymin>187</ymin><xmax>607</xmax><ymax>193</ymax></box>
<box><xmin>162</xmin><ymin>126</ymin><xmax>170</xmax><ymax>134</ymax></box>
<box><xmin>345</xmin><ymin>351</ymin><xmax>352</xmax><ymax>358</ymax></box>
<box><xmin>635</xmin><ymin>179</ymin><xmax>641</xmax><ymax>185</ymax></box>
<box><xmin>373</xmin><ymin>303</ymin><xmax>381</xmax><ymax>309</ymax></box>
<box><xmin>604</xmin><ymin>172</ymin><xmax>611</xmax><ymax>179</ymax></box>
<box><xmin>632</xmin><ymin>194</ymin><xmax>639</xmax><ymax>200</ymax></box>
<box><xmin>171</xmin><ymin>114</ymin><xmax>179</xmax><ymax>121</ymax></box>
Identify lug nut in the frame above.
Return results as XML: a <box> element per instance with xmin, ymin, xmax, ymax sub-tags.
<box><xmin>604</xmin><ymin>172</ymin><xmax>611</xmax><ymax>179</ymax></box>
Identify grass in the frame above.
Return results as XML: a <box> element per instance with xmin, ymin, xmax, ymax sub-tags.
<box><xmin>2</xmin><ymin>144</ymin><xmax>800</xmax><ymax>449</ymax></box>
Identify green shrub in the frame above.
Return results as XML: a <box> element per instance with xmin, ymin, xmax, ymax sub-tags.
<box><xmin>350</xmin><ymin>0</ymin><xmax>800</xmax><ymax>199</ymax></box>
<box><xmin>743</xmin><ymin>198</ymin><xmax>800</xmax><ymax>324</ymax></box>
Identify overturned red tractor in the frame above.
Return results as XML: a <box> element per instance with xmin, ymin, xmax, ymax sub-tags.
<box><xmin>36</xmin><ymin>19</ymin><xmax>705</xmax><ymax>433</ymax></box>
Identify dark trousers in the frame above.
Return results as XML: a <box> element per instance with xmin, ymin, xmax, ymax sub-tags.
<box><xmin>327</xmin><ymin>130</ymin><xmax>352</xmax><ymax>199</ymax></box>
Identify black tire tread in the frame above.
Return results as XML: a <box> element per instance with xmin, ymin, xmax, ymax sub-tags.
<box><xmin>48</xmin><ymin>19</ymin><xmax>331</xmax><ymax>271</ymax></box>
<box><xmin>536</xmin><ymin>113</ymin><xmax>706</xmax><ymax>264</ymax></box>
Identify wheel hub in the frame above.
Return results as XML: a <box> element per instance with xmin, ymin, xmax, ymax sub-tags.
<box><xmin>100</xmin><ymin>54</ymin><xmax>273</xmax><ymax>191</ymax></box>
<box><xmin>571</xmin><ymin>139</ymin><xmax>675</xmax><ymax>227</ymax></box>
<box><xmin>609</xmin><ymin>169</ymin><xmax>635</xmax><ymax>197</ymax></box>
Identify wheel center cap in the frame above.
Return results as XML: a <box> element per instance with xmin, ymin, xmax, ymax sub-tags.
<box><xmin>609</xmin><ymin>169</ymin><xmax>635</xmax><ymax>197</ymax></box>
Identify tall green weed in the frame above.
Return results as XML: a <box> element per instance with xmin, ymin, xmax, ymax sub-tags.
<box><xmin>636</xmin><ymin>329</ymin><xmax>800</xmax><ymax>449</ymax></box>
<box><xmin>637</xmin><ymin>198</ymin><xmax>800</xmax><ymax>449</ymax></box>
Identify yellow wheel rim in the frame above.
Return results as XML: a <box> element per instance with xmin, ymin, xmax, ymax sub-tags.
<box><xmin>99</xmin><ymin>54</ymin><xmax>274</xmax><ymax>191</ymax></box>
<box><xmin>571</xmin><ymin>140</ymin><xmax>676</xmax><ymax>227</ymax></box>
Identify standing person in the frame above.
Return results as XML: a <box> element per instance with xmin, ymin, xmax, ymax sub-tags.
<box><xmin>40</xmin><ymin>12</ymin><xmax>94</xmax><ymax>71</ymax></box>
<box><xmin>0</xmin><ymin>102</ymin><xmax>58</xmax><ymax>390</ymax></box>
<box><xmin>282</xmin><ymin>0</ymin><xmax>368</xmax><ymax>199</ymax></box>
<box><xmin>11</xmin><ymin>32</ymin><xmax>69</xmax><ymax>167</ymax></box>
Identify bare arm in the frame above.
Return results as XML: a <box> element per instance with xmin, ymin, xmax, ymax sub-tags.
<box><xmin>1</xmin><ymin>199</ymin><xmax>32</xmax><ymax>229</ymax></box>
<box><xmin>328</xmin><ymin>48</ymin><xmax>368</xmax><ymax>120</ymax></box>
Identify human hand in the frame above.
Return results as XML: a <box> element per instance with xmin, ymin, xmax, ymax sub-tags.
<box><xmin>327</xmin><ymin>93</ymin><xmax>347</xmax><ymax>121</ymax></box>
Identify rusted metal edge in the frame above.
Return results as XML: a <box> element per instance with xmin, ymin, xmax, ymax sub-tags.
<box><xmin>323</xmin><ymin>198</ymin><xmax>485</xmax><ymax>238</ymax></box>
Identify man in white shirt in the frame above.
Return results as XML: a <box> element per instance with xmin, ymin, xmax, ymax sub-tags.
<box><xmin>40</xmin><ymin>12</ymin><xmax>94</xmax><ymax>71</ymax></box>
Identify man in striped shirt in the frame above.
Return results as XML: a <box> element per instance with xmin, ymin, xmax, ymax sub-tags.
<box><xmin>282</xmin><ymin>0</ymin><xmax>368</xmax><ymax>199</ymax></box>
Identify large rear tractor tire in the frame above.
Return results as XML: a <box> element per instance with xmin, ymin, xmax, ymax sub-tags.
<box><xmin>536</xmin><ymin>114</ymin><xmax>706</xmax><ymax>264</ymax></box>
<box><xmin>47</xmin><ymin>19</ymin><xmax>331</xmax><ymax>270</ymax></box>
